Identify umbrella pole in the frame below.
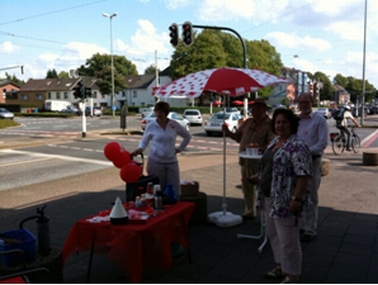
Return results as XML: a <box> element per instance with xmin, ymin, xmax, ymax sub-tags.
<box><xmin>222</xmin><ymin>100</ymin><xmax>227</xmax><ymax>214</ymax></box>
<box><xmin>206</xmin><ymin>94</ymin><xmax>242</xmax><ymax>227</ymax></box>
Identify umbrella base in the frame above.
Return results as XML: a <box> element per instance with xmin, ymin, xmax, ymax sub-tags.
<box><xmin>208</xmin><ymin>211</ymin><xmax>243</xmax><ymax>227</ymax></box>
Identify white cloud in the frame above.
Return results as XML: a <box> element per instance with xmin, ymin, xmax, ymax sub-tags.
<box><xmin>164</xmin><ymin>0</ymin><xmax>191</xmax><ymax>10</ymax></box>
<box><xmin>197</xmin><ymin>0</ymin><xmax>288</xmax><ymax>23</ymax></box>
<box><xmin>116</xmin><ymin>19</ymin><xmax>171</xmax><ymax>74</ymax></box>
<box><xmin>0</xmin><ymin>41</ymin><xmax>20</xmax><ymax>54</ymax></box>
<box><xmin>266</xmin><ymin>32</ymin><xmax>332</xmax><ymax>52</ymax></box>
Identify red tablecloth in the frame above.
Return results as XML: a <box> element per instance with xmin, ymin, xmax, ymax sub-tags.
<box><xmin>61</xmin><ymin>201</ymin><xmax>195</xmax><ymax>282</ymax></box>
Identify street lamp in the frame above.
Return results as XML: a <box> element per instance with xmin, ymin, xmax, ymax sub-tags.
<box><xmin>103</xmin><ymin>12</ymin><xmax>117</xmax><ymax>117</ymax></box>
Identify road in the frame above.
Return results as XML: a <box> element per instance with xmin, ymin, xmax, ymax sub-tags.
<box><xmin>1</xmin><ymin>115</ymin><xmax>378</xmax><ymax>193</ymax></box>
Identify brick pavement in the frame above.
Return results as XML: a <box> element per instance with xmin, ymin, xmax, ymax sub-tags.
<box><xmin>1</xmin><ymin>134</ymin><xmax>378</xmax><ymax>282</ymax></box>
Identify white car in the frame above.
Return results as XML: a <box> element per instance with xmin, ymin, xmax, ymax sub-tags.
<box><xmin>204</xmin><ymin>112</ymin><xmax>242</xmax><ymax>136</ymax></box>
<box><xmin>0</xmin><ymin>108</ymin><xmax>14</xmax><ymax>119</ymax></box>
<box><xmin>316</xmin><ymin>107</ymin><xmax>331</xmax><ymax>119</ymax></box>
<box><xmin>141</xmin><ymin>112</ymin><xmax>190</xmax><ymax>131</ymax></box>
<box><xmin>141</xmin><ymin>107</ymin><xmax>154</xmax><ymax>118</ymax></box>
<box><xmin>182</xmin><ymin>109</ymin><xmax>203</xmax><ymax>126</ymax></box>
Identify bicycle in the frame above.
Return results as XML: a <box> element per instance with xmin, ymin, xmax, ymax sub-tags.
<box><xmin>330</xmin><ymin>126</ymin><xmax>361</xmax><ymax>155</ymax></box>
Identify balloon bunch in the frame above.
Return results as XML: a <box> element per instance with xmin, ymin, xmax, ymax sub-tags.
<box><xmin>104</xmin><ymin>142</ymin><xmax>142</xmax><ymax>183</ymax></box>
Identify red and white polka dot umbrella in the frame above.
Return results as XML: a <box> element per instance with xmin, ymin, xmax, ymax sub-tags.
<box><xmin>152</xmin><ymin>67</ymin><xmax>292</xmax><ymax>98</ymax></box>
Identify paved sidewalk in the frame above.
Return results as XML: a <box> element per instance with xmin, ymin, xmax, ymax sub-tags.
<box><xmin>1</xmin><ymin>135</ymin><xmax>378</xmax><ymax>282</ymax></box>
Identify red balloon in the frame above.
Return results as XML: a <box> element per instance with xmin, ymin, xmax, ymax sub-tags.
<box><xmin>113</xmin><ymin>150</ymin><xmax>131</xmax><ymax>168</ymax></box>
<box><xmin>120</xmin><ymin>162</ymin><xmax>143</xmax><ymax>183</ymax></box>
<box><xmin>104</xmin><ymin>142</ymin><xmax>124</xmax><ymax>161</ymax></box>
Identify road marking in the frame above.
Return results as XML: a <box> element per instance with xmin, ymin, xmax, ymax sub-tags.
<box><xmin>0</xmin><ymin>149</ymin><xmax>113</xmax><ymax>166</ymax></box>
<box><xmin>0</xmin><ymin>157</ymin><xmax>52</xmax><ymax>167</ymax></box>
<box><xmin>361</xmin><ymin>129</ymin><xmax>378</xmax><ymax>147</ymax></box>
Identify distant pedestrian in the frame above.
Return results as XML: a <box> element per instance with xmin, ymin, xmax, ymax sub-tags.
<box><xmin>297</xmin><ymin>93</ymin><xmax>328</xmax><ymax>242</ymax></box>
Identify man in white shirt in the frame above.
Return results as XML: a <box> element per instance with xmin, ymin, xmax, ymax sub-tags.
<box><xmin>297</xmin><ymin>93</ymin><xmax>329</xmax><ymax>242</ymax></box>
<box><xmin>337</xmin><ymin>105</ymin><xmax>361</xmax><ymax>151</ymax></box>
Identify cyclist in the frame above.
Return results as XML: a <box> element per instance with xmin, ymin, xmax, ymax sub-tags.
<box><xmin>336</xmin><ymin>105</ymin><xmax>361</xmax><ymax>151</ymax></box>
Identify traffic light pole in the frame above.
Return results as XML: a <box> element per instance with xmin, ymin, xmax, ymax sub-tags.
<box><xmin>81</xmin><ymin>100</ymin><xmax>87</xmax><ymax>138</ymax></box>
<box><xmin>192</xmin><ymin>24</ymin><xmax>248</xmax><ymax>118</ymax></box>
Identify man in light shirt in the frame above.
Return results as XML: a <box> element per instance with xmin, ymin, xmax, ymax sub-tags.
<box><xmin>297</xmin><ymin>93</ymin><xmax>329</xmax><ymax>242</ymax></box>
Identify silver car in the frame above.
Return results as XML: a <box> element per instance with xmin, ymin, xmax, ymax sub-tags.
<box><xmin>316</xmin><ymin>107</ymin><xmax>331</xmax><ymax>119</ymax></box>
<box><xmin>204</xmin><ymin>112</ymin><xmax>242</xmax><ymax>136</ymax></box>
<box><xmin>0</xmin><ymin>108</ymin><xmax>14</xmax><ymax>119</ymax></box>
<box><xmin>141</xmin><ymin>112</ymin><xmax>190</xmax><ymax>131</ymax></box>
<box><xmin>183</xmin><ymin>109</ymin><xmax>203</xmax><ymax>126</ymax></box>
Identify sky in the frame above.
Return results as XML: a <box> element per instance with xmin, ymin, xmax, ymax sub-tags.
<box><xmin>1</xmin><ymin>0</ymin><xmax>377</xmax><ymax>88</ymax></box>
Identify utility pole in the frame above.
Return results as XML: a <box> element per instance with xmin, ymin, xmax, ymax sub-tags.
<box><xmin>155</xmin><ymin>50</ymin><xmax>160</xmax><ymax>103</ymax></box>
<box><xmin>360</xmin><ymin>0</ymin><xmax>368</xmax><ymax>125</ymax></box>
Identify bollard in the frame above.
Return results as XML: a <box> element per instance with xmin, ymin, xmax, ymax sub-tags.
<box><xmin>120</xmin><ymin>105</ymin><xmax>128</xmax><ymax>131</ymax></box>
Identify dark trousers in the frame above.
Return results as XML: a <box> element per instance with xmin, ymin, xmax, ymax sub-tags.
<box><xmin>337</xmin><ymin>126</ymin><xmax>351</xmax><ymax>148</ymax></box>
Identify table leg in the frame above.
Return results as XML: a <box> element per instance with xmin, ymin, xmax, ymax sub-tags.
<box><xmin>180</xmin><ymin>213</ymin><xmax>192</xmax><ymax>263</ymax></box>
<box><xmin>86</xmin><ymin>232</ymin><xmax>96</xmax><ymax>282</ymax></box>
<box><xmin>236</xmin><ymin>208</ymin><xmax>267</xmax><ymax>253</ymax></box>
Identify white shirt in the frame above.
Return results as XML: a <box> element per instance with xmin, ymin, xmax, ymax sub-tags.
<box><xmin>298</xmin><ymin>111</ymin><xmax>329</xmax><ymax>156</ymax></box>
<box><xmin>138</xmin><ymin>119</ymin><xmax>191</xmax><ymax>163</ymax></box>
<box><xmin>341</xmin><ymin>110</ymin><xmax>354</xmax><ymax>127</ymax></box>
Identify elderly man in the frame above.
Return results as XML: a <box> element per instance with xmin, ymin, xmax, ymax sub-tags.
<box><xmin>223</xmin><ymin>98</ymin><xmax>275</xmax><ymax>220</ymax></box>
<box><xmin>297</xmin><ymin>93</ymin><xmax>329</xmax><ymax>242</ymax></box>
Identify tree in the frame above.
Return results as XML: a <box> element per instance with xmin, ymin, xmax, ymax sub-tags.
<box><xmin>144</xmin><ymin>65</ymin><xmax>160</xmax><ymax>75</ymax></box>
<box><xmin>312</xmin><ymin>71</ymin><xmax>333</xmax><ymax>102</ymax></box>
<box><xmin>58</xmin><ymin>71</ymin><xmax>69</xmax><ymax>78</ymax></box>
<box><xmin>169</xmin><ymin>29</ymin><xmax>227</xmax><ymax>80</ymax></box>
<box><xmin>46</xmin><ymin>69</ymin><xmax>58</xmax><ymax>78</ymax></box>
<box><xmin>3</xmin><ymin>72</ymin><xmax>24</xmax><ymax>86</ymax></box>
<box><xmin>333</xmin><ymin>73</ymin><xmax>348</xmax><ymax>87</ymax></box>
<box><xmin>77</xmin><ymin>53</ymin><xmax>138</xmax><ymax>95</ymax></box>
<box><xmin>245</xmin><ymin>39</ymin><xmax>284</xmax><ymax>98</ymax></box>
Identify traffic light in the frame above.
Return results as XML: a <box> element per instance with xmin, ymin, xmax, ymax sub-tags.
<box><xmin>182</xmin><ymin>21</ymin><xmax>193</xmax><ymax>46</ymax></box>
<box><xmin>84</xmin><ymin>87</ymin><xmax>92</xmax><ymax>98</ymax></box>
<box><xmin>169</xmin><ymin>23</ymin><xmax>179</xmax><ymax>48</ymax></box>
<box><xmin>73</xmin><ymin>80</ymin><xmax>84</xmax><ymax>99</ymax></box>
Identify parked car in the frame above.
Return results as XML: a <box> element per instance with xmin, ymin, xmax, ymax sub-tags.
<box><xmin>60</xmin><ymin>106</ymin><xmax>79</xmax><ymax>114</ymax></box>
<box><xmin>221</xmin><ymin>107</ymin><xmax>240</xmax><ymax>114</ymax></box>
<box><xmin>352</xmin><ymin>107</ymin><xmax>368</xmax><ymax>117</ymax></box>
<box><xmin>140</xmin><ymin>112</ymin><xmax>190</xmax><ymax>131</ymax></box>
<box><xmin>76</xmin><ymin>107</ymin><xmax>102</xmax><ymax>117</ymax></box>
<box><xmin>204</xmin><ymin>112</ymin><xmax>242</xmax><ymax>136</ymax></box>
<box><xmin>316</xmin><ymin>107</ymin><xmax>331</xmax><ymax>119</ymax></box>
<box><xmin>182</xmin><ymin>109</ymin><xmax>203</xmax><ymax>126</ymax></box>
<box><xmin>141</xmin><ymin>107</ymin><xmax>154</xmax><ymax>118</ymax></box>
<box><xmin>0</xmin><ymin>108</ymin><xmax>14</xmax><ymax>119</ymax></box>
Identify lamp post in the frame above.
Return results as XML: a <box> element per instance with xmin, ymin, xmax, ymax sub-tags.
<box><xmin>103</xmin><ymin>12</ymin><xmax>117</xmax><ymax>117</ymax></box>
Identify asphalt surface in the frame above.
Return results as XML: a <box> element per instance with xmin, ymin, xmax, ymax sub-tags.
<box><xmin>1</xmin><ymin>128</ymin><xmax>378</xmax><ymax>283</ymax></box>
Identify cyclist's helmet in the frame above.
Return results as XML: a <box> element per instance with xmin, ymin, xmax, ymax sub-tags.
<box><xmin>345</xmin><ymin>105</ymin><xmax>351</xmax><ymax>110</ymax></box>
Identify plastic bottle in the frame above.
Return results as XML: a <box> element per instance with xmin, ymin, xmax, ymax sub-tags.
<box><xmin>163</xmin><ymin>182</ymin><xmax>178</xmax><ymax>204</ymax></box>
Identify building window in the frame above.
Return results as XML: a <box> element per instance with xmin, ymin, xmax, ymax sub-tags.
<box><xmin>64</xmin><ymin>92</ymin><xmax>68</xmax><ymax>99</ymax></box>
<box><xmin>22</xmin><ymin>94</ymin><xmax>28</xmax><ymax>100</ymax></box>
<box><xmin>36</xmin><ymin>94</ymin><xmax>43</xmax><ymax>100</ymax></box>
<box><xmin>133</xmin><ymin>91</ymin><xmax>137</xmax><ymax>98</ymax></box>
<box><xmin>57</xmin><ymin>92</ymin><xmax>61</xmax><ymax>99</ymax></box>
<box><xmin>94</xmin><ymin>91</ymin><xmax>97</xmax><ymax>99</ymax></box>
<box><xmin>48</xmin><ymin>92</ymin><xmax>51</xmax><ymax>99</ymax></box>
<box><xmin>122</xmin><ymin>91</ymin><xmax>126</xmax><ymax>97</ymax></box>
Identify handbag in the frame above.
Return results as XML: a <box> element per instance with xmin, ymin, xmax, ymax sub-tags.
<box><xmin>125</xmin><ymin>153</ymin><xmax>159</xmax><ymax>202</ymax></box>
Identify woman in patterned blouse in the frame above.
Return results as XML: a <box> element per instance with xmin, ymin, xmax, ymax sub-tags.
<box><xmin>249</xmin><ymin>108</ymin><xmax>312</xmax><ymax>283</ymax></box>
